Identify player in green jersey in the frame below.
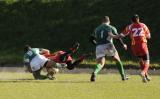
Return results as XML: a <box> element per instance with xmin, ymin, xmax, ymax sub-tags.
<box><xmin>90</xmin><ymin>16</ymin><xmax>128</xmax><ymax>82</ymax></box>
<box><xmin>24</xmin><ymin>45</ymin><xmax>66</xmax><ymax>80</ymax></box>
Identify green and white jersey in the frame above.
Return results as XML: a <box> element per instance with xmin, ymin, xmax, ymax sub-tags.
<box><xmin>23</xmin><ymin>48</ymin><xmax>40</xmax><ymax>63</ymax></box>
<box><xmin>32</xmin><ymin>48</ymin><xmax>40</xmax><ymax>54</ymax></box>
<box><xmin>93</xmin><ymin>23</ymin><xmax>118</xmax><ymax>46</ymax></box>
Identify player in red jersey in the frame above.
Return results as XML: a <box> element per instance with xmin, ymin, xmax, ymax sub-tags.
<box><xmin>42</xmin><ymin>42</ymin><xmax>92</xmax><ymax>70</ymax></box>
<box><xmin>119</xmin><ymin>14</ymin><xmax>151</xmax><ymax>83</ymax></box>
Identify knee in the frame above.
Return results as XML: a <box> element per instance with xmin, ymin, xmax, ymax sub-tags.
<box><xmin>45</xmin><ymin>60</ymin><xmax>53</xmax><ymax>68</ymax></box>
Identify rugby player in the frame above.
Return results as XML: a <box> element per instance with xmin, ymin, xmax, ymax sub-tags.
<box><xmin>42</xmin><ymin>42</ymin><xmax>92</xmax><ymax>70</ymax></box>
<box><xmin>90</xmin><ymin>16</ymin><xmax>128</xmax><ymax>82</ymax></box>
<box><xmin>23</xmin><ymin>45</ymin><xmax>66</xmax><ymax>80</ymax></box>
<box><xmin>119</xmin><ymin>14</ymin><xmax>151</xmax><ymax>83</ymax></box>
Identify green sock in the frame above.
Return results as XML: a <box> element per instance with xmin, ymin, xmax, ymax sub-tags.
<box><xmin>94</xmin><ymin>64</ymin><xmax>102</xmax><ymax>75</ymax></box>
<box><xmin>116</xmin><ymin>61</ymin><xmax>125</xmax><ymax>78</ymax></box>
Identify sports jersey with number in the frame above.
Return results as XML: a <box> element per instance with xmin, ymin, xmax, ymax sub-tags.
<box><xmin>93</xmin><ymin>23</ymin><xmax>118</xmax><ymax>45</ymax></box>
<box><xmin>122</xmin><ymin>23</ymin><xmax>150</xmax><ymax>45</ymax></box>
<box><xmin>24</xmin><ymin>48</ymin><xmax>39</xmax><ymax>63</ymax></box>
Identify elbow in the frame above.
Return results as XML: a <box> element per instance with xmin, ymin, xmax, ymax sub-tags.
<box><xmin>147</xmin><ymin>35</ymin><xmax>151</xmax><ymax>39</ymax></box>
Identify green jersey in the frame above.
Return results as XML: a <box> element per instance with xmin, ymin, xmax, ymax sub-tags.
<box><xmin>93</xmin><ymin>23</ymin><xmax>118</xmax><ymax>45</ymax></box>
<box><xmin>23</xmin><ymin>48</ymin><xmax>40</xmax><ymax>63</ymax></box>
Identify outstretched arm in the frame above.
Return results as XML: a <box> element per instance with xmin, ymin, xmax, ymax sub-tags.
<box><xmin>108</xmin><ymin>32</ymin><xmax>127</xmax><ymax>50</ymax></box>
<box><xmin>39</xmin><ymin>49</ymin><xmax>50</xmax><ymax>55</ymax></box>
<box><xmin>108</xmin><ymin>32</ymin><xmax>121</xmax><ymax>39</ymax></box>
<box><xmin>119</xmin><ymin>38</ymin><xmax>127</xmax><ymax>50</ymax></box>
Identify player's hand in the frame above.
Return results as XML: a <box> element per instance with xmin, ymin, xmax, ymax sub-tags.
<box><xmin>123</xmin><ymin>44</ymin><xmax>127</xmax><ymax>50</ymax></box>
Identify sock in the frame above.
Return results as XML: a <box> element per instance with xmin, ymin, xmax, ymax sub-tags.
<box><xmin>66</xmin><ymin>59</ymin><xmax>82</xmax><ymax>70</ymax></box>
<box><xmin>116</xmin><ymin>61</ymin><xmax>125</xmax><ymax>78</ymax></box>
<box><xmin>94</xmin><ymin>64</ymin><xmax>103</xmax><ymax>75</ymax></box>
<box><xmin>143</xmin><ymin>63</ymin><xmax>149</xmax><ymax>75</ymax></box>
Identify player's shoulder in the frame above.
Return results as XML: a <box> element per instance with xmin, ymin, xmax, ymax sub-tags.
<box><xmin>31</xmin><ymin>48</ymin><xmax>39</xmax><ymax>51</ymax></box>
<box><xmin>96</xmin><ymin>24</ymin><xmax>108</xmax><ymax>30</ymax></box>
<box><xmin>108</xmin><ymin>25</ymin><xmax>117</xmax><ymax>30</ymax></box>
<box><xmin>139</xmin><ymin>22</ymin><xmax>148</xmax><ymax>27</ymax></box>
<box><xmin>127</xmin><ymin>24</ymin><xmax>134</xmax><ymax>29</ymax></box>
<box><xmin>108</xmin><ymin>24</ymin><xmax>115</xmax><ymax>28</ymax></box>
<box><xmin>95</xmin><ymin>24</ymin><xmax>103</xmax><ymax>30</ymax></box>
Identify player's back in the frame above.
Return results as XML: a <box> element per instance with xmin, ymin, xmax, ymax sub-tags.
<box><xmin>94</xmin><ymin>24</ymin><xmax>112</xmax><ymax>45</ymax></box>
<box><xmin>127</xmin><ymin>22</ymin><xmax>149</xmax><ymax>45</ymax></box>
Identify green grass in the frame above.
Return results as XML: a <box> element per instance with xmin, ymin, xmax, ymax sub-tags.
<box><xmin>0</xmin><ymin>73</ymin><xmax>160</xmax><ymax>99</ymax></box>
<box><xmin>81</xmin><ymin>59</ymin><xmax>160</xmax><ymax>68</ymax></box>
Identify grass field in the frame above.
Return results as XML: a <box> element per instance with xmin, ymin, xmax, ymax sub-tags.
<box><xmin>0</xmin><ymin>73</ymin><xmax>160</xmax><ymax>99</ymax></box>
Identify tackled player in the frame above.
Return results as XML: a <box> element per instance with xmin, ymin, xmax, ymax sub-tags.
<box><xmin>23</xmin><ymin>45</ymin><xmax>66</xmax><ymax>80</ymax></box>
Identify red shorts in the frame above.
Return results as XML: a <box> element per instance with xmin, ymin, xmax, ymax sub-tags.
<box><xmin>131</xmin><ymin>43</ymin><xmax>149</xmax><ymax>56</ymax></box>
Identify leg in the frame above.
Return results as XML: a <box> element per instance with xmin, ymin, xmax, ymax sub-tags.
<box><xmin>45</xmin><ymin>61</ymin><xmax>58</xmax><ymax>80</ymax></box>
<box><xmin>66</xmin><ymin>55</ymin><xmax>89</xmax><ymax>70</ymax></box>
<box><xmin>45</xmin><ymin>60</ymin><xmax>66</xmax><ymax>79</ymax></box>
<box><xmin>133</xmin><ymin>43</ymin><xmax>150</xmax><ymax>82</ymax></box>
<box><xmin>139</xmin><ymin>54</ymin><xmax>150</xmax><ymax>82</ymax></box>
<box><xmin>90</xmin><ymin>57</ymin><xmax>105</xmax><ymax>82</ymax></box>
<box><xmin>66</xmin><ymin>53</ymin><xmax>92</xmax><ymax>70</ymax></box>
<box><xmin>113</xmin><ymin>52</ymin><xmax>127</xmax><ymax>81</ymax></box>
<box><xmin>32</xmin><ymin>68</ymin><xmax>48</xmax><ymax>80</ymax></box>
<box><xmin>139</xmin><ymin>59</ymin><xmax>145</xmax><ymax>71</ymax></box>
<box><xmin>59</xmin><ymin>42</ymin><xmax>80</xmax><ymax>62</ymax></box>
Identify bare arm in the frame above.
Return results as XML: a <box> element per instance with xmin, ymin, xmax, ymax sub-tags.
<box><xmin>146</xmin><ymin>33</ymin><xmax>151</xmax><ymax>39</ymax></box>
<box><xmin>119</xmin><ymin>38</ymin><xmax>127</xmax><ymax>50</ymax></box>
<box><xmin>108</xmin><ymin>32</ymin><xmax>127</xmax><ymax>50</ymax></box>
<box><xmin>39</xmin><ymin>49</ymin><xmax>50</xmax><ymax>55</ymax></box>
<box><xmin>108</xmin><ymin>32</ymin><xmax>121</xmax><ymax>39</ymax></box>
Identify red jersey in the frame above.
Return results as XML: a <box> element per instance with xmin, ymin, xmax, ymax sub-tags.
<box><xmin>43</xmin><ymin>51</ymin><xmax>72</xmax><ymax>63</ymax></box>
<box><xmin>123</xmin><ymin>22</ymin><xmax>150</xmax><ymax>45</ymax></box>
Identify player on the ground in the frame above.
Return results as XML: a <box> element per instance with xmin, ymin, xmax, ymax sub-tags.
<box><xmin>119</xmin><ymin>14</ymin><xmax>151</xmax><ymax>83</ymax></box>
<box><xmin>23</xmin><ymin>45</ymin><xmax>66</xmax><ymax>80</ymax></box>
<box><xmin>90</xmin><ymin>16</ymin><xmax>128</xmax><ymax>82</ymax></box>
<box><xmin>41</xmin><ymin>42</ymin><xmax>92</xmax><ymax>70</ymax></box>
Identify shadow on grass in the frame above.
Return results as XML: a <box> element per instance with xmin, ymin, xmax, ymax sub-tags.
<box><xmin>0</xmin><ymin>79</ymin><xmax>91</xmax><ymax>83</ymax></box>
<box><xmin>77</xmin><ymin>64</ymin><xmax>160</xmax><ymax>70</ymax></box>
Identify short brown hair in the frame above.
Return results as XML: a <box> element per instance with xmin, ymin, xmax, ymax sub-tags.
<box><xmin>24</xmin><ymin>45</ymin><xmax>31</xmax><ymax>52</ymax></box>
<box><xmin>131</xmin><ymin>14</ymin><xmax>139</xmax><ymax>22</ymax></box>
<box><xmin>102</xmin><ymin>16</ymin><xmax>110</xmax><ymax>22</ymax></box>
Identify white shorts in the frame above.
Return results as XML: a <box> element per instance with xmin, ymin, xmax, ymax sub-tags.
<box><xmin>30</xmin><ymin>55</ymin><xmax>49</xmax><ymax>71</ymax></box>
<box><xmin>96</xmin><ymin>43</ymin><xmax>117</xmax><ymax>59</ymax></box>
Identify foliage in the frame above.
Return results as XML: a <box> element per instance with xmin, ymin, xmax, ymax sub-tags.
<box><xmin>0</xmin><ymin>0</ymin><xmax>159</xmax><ymax>64</ymax></box>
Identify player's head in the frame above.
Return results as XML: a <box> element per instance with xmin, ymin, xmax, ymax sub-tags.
<box><xmin>102</xmin><ymin>16</ymin><xmax>110</xmax><ymax>24</ymax></box>
<box><xmin>131</xmin><ymin>14</ymin><xmax>139</xmax><ymax>23</ymax></box>
<box><xmin>24</xmin><ymin>45</ymin><xmax>31</xmax><ymax>52</ymax></box>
